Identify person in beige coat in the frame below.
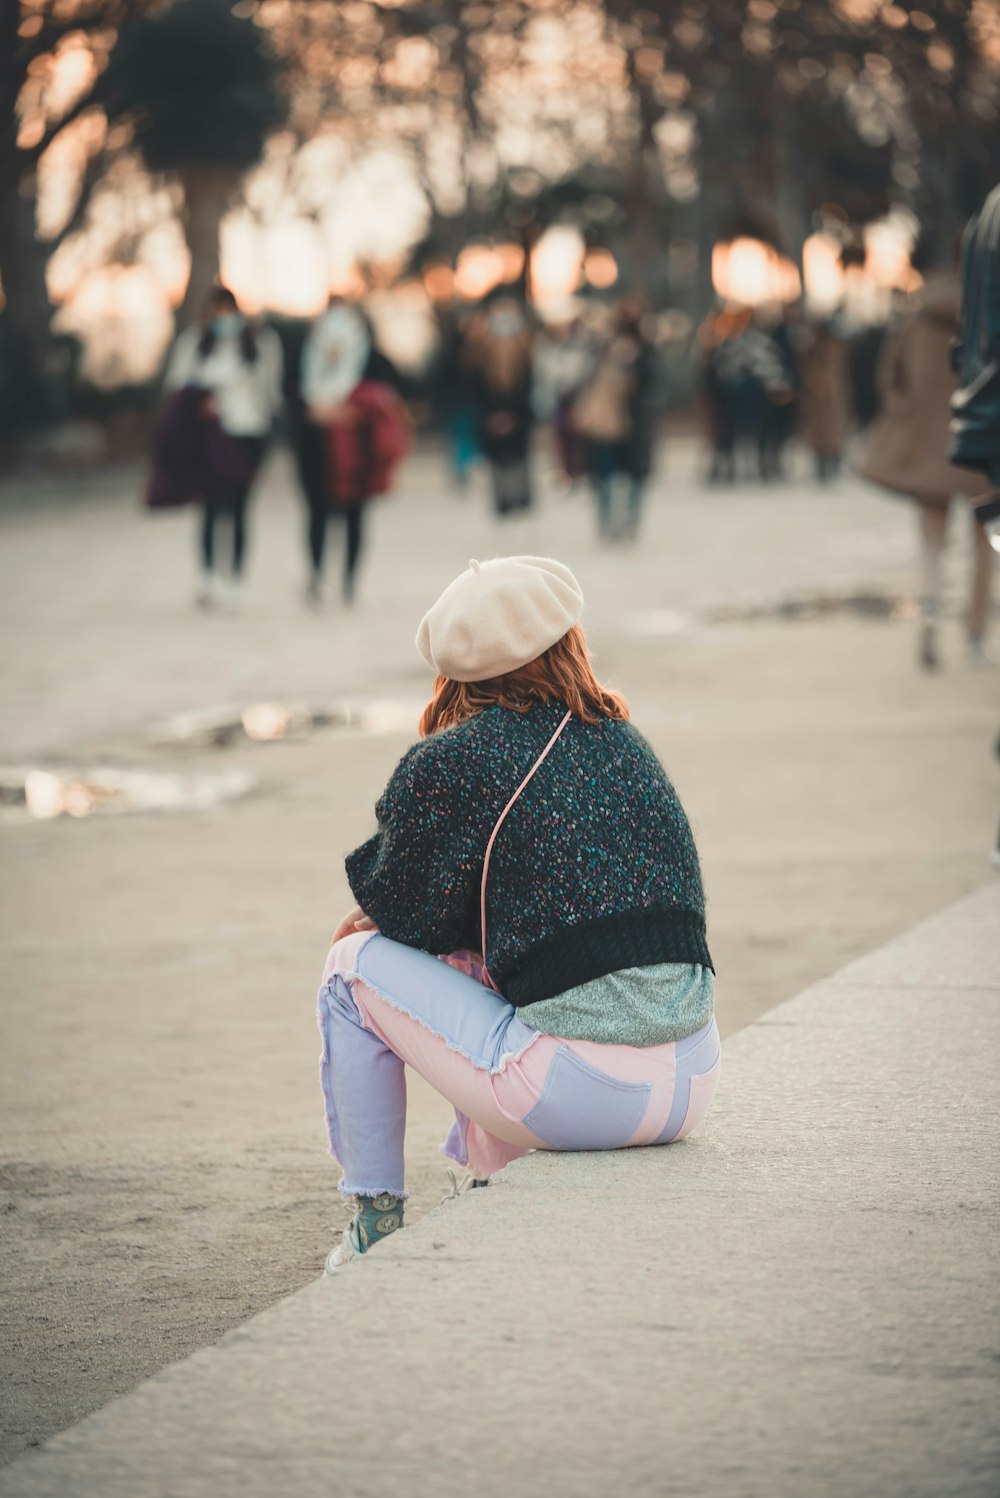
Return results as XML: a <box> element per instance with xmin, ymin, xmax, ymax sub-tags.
<box><xmin>861</xmin><ymin>272</ymin><xmax>994</xmax><ymax>669</ymax></box>
<box><xmin>802</xmin><ymin>320</ymin><xmax>852</xmax><ymax>481</ymax></box>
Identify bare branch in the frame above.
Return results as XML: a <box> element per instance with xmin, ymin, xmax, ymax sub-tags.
<box><xmin>25</xmin><ymin>88</ymin><xmax>103</xmax><ymax>167</ymax></box>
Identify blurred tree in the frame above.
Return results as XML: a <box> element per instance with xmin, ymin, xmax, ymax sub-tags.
<box><xmin>250</xmin><ymin>0</ymin><xmax>630</xmax><ymax>290</ymax></box>
<box><xmin>870</xmin><ymin>0</ymin><xmax>1000</xmax><ymax>262</ymax></box>
<box><xmin>102</xmin><ymin>0</ymin><xmax>286</xmax><ymax>326</ymax></box>
<box><xmin>256</xmin><ymin>0</ymin><xmax>535</xmax><ymax>260</ymax></box>
<box><xmin>0</xmin><ymin>0</ymin><xmax>148</xmax><ymax>425</ymax></box>
<box><xmin>6</xmin><ymin>0</ymin><xmax>996</xmax><ymax>429</ymax></box>
<box><xmin>603</xmin><ymin>0</ymin><xmax>999</xmax><ymax>308</ymax></box>
<box><xmin>603</xmin><ymin>0</ymin><xmax>894</xmax><ymax>301</ymax></box>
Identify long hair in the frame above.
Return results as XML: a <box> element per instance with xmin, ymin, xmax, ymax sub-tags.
<box><xmin>419</xmin><ymin>624</ymin><xmax>629</xmax><ymax>738</ymax></box>
<box><xmin>197</xmin><ymin>285</ymin><xmax>259</xmax><ymax>364</ymax></box>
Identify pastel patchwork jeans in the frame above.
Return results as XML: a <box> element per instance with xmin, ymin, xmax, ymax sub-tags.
<box><xmin>317</xmin><ymin>931</ymin><xmax>721</xmax><ymax>1197</ymax></box>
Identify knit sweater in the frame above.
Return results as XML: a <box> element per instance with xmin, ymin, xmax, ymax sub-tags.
<box><xmin>346</xmin><ymin>702</ymin><xmax>712</xmax><ymax>1007</ymax></box>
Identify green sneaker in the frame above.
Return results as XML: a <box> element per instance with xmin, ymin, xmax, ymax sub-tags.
<box><xmin>324</xmin><ymin>1193</ymin><xmax>404</xmax><ymax>1273</ymax></box>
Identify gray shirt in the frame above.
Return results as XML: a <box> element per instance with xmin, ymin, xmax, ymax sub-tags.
<box><xmin>517</xmin><ymin>964</ymin><xmax>714</xmax><ymax>1048</ymax></box>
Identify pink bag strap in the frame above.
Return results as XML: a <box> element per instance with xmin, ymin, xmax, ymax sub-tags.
<box><xmin>479</xmin><ymin>709</ymin><xmax>572</xmax><ymax>990</ymax></box>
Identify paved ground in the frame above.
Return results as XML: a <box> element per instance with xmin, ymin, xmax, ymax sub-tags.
<box><xmin>0</xmin><ymin>436</ymin><xmax>967</xmax><ymax>761</ymax></box>
<box><xmin>0</xmin><ymin>438</ymin><xmax>997</xmax><ymax>1462</ymax></box>
<box><xmin>1</xmin><ymin>885</ymin><xmax>996</xmax><ymax>1498</ymax></box>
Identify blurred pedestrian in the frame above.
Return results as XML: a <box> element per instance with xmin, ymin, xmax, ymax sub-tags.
<box><xmin>757</xmin><ymin>303</ymin><xmax>802</xmax><ymax>481</ymax></box>
<box><xmin>862</xmin><ymin>269</ymin><xmax>994</xmax><ymax>670</ymax></box>
<box><xmin>434</xmin><ymin>309</ymin><xmax>481</xmax><ymax>493</ymax></box>
<box><xmin>571</xmin><ymin>298</ymin><xmax>657</xmax><ymax>540</ymax></box>
<box><xmin>161</xmin><ymin>286</ymin><xmax>283</xmax><ymax>608</ymax></box>
<box><xmin>801</xmin><ymin>319</ymin><xmax>852</xmax><ymax>482</ymax></box>
<box><xmin>466</xmin><ymin>294</ymin><xmax>535</xmax><ymax>517</ymax></box>
<box><xmin>950</xmin><ymin>180</ymin><xmax>1000</xmax><ymax>655</ymax></box>
<box><xmin>849</xmin><ymin>321</ymin><xmax>888</xmax><ymax>432</ymax></box>
<box><xmin>532</xmin><ymin>313</ymin><xmax>593</xmax><ymax>485</ymax></box>
<box><xmin>699</xmin><ymin>307</ymin><xmax>743</xmax><ymax>483</ymax></box>
<box><xmin>699</xmin><ymin>307</ymin><xmax>786</xmax><ymax>483</ymax></box>
<box><xmin>298</xmin><ymin>299</ymin><xmax>410</xmax><ymax>605</ymax></box>
<box><xmin>950</xmin><ymin>183</ymin><xmax>1000</xmax><ymax>865</ymax></box>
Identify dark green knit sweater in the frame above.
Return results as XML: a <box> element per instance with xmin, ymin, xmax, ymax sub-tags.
<box><xmin>346</xmin><ymin>702</ymin><xmax>712</xmax><ymax>1007</ymax></box>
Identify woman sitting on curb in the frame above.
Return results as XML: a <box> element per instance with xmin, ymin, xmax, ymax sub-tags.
<box><xmin>318</xmin><ymin>556</ymin><xmax>720</xmax><ymax>1271</ymax></box>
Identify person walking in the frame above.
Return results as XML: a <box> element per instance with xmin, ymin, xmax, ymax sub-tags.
<box><xmin>757</xmin><ymin>303</ymin><xmax>802</xmax><ymax>481</ymax></box>
<box><xmin>698</xmin><ymin>306</ymin><xmax>745</xmax><ymax>483</ymax></box>
<box><xmin>950</xmin><ymin>183</ymin><xmax>1000</xmax><ymax>861</ymax></box>
<box><xmin>801</xmin><ymin>318</ymin><xmax>852</xmax><ymax>482</ymax></box>
<box><xmin>862</xmin><ymin>269</ymin><xmax>994</xmax><ymax>669</ymax></box>
<box><xmin>162</xmin><ymin>286</ymin><xmax>283</xmax><ymax>608</ymax></box>
<box><xmin>571</xmin><ymin>299</ymin><xmax>657</xmax><ymax>540</ymax></box>
<box><xmin>466</xmin><ymin>294</ymin><xmax>535</xmax><ymax>516</ymax></box>
<box><xmin>698</xmin><ymin>306</ymin><xmax>784</xmax><ymax>484</ymax></box>
<box><xmin>317</xmin><ymin>556</ymin><xmax>719</xmax><ymax>1269</ymax></box>
<box><xmin>298</xmin><ymin>299</ymin><xmax>409</xmax><ymax>605</ymax></box>
<box><xmin>532</xmin><ymin>313</ymin><xmax>594</xmax><ymax>486</ymax></box>
<box><xmin>950</xmin><ymin>181</ymin><xmax>1000</xmax><ymax>658</ymax></box>
<box><xmin>434</xmin><ymin>308</ymin><xmax>481</xmax><ymax>493</ymax></box>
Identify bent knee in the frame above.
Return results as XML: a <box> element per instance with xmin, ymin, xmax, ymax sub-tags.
<box><xmin>321</xmin><ymin>929</ymin><xmax>378</xmax><ymax>987</ymax></box>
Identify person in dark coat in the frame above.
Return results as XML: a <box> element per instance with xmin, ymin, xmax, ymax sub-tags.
<box><xmin>161</xmin><ymin>286</ymin><xmax>283</xmax><ymax>608</ymax></box>
<box><xmin>950</xmin><ymin>183</ymin><xmax>1000</xmax><ymax>484</ymax></box>
<box><xmin>951</xmin><ymin>183</ymin><xmax>1000</xmax><ymax>507</ymax></box>
<box><xmin>699</xmin><ymin>306</ymin><xmax>787</xmax><ymax>484</ymax></box>
<box><xmin>950</xmin><ymin>183</ymin><xmax>1000</xmax><ymax>852</ymax></box>
<box><xmin>434</xmin><ymin>308</ymin><xmax>481</xmax><ymax>493</ymax></box>
<box><xmin>465</xmin><ymin>294</ymin><xmax>535</xmax><ymax>517</ymax></box>
<box><xmin>758</xmin><ymin>303</ymin><xmax>802</xmax><ymax>481</ymax></box>
<box><xmin>571</xmin><ymin>299</ymin><xmax>658</xmax><ymax>541</ymax></box>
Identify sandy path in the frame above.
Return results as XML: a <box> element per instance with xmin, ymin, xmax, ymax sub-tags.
<box><xmin>1</xmin><ymin>446</ymin><xmax>996</xmax><ymax>1460</ymax></box>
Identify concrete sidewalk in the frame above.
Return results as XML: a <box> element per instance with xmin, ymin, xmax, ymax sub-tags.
<box><xmin>4</xmin><ymin>442</ymin><xmax>997</xmax><ymax>1462</ymax></box>
<box><xmin>2</xmin><ymin>884</ymin><xmax>997</xmax><ymax>1498</ymax></box>
<box><xmin>0</xmin><ymin>442</ymin><xmax>929</xmax><ymax>761</ymax></box>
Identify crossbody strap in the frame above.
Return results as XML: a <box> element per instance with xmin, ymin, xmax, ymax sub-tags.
<box><xmin>479</xmin><ymin>709</ymin><xmax>572</xmax><ymax>991</ymax></box>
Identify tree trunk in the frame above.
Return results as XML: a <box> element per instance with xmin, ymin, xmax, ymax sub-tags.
<box><xmin>624</xmin><ymin>61</ymin><xmax>664</xmax><ymax>302</ymax></box>
<box><xmin>176</xmin><ymin>164</ymin><xmax>239</xmax><ymax>329</ymax></box>
<box><xmin>692</xmin><ymin>180</ymin><xmax>723</xmax><ymax>318</ymax></box>
<box><xmin>918</xmin><ymin>127</ymin><xmax>966</xmax><ymax>269</ymax></box>
<box><xmin>626</xmin><ymin>141</ymin><xmax>661</xmax><ymax>301</ymax></box>
<box><xmin>771</xmin><ymin>96</ymin><xmax>808</xmax><ymax>275</ymax></box>
<box><xmin>0</xmin><ymin>0</ymin><xmax>60</xmax><ymax>429</ymax></box>
<box><xmin>0</xmin><ymin>172</ymin><xmax>52</xmax><ymax>359</ymax></box>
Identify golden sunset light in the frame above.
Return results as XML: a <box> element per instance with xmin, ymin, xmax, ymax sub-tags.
<box><xmin>2</xmin><ymin>4</ymin><xmax>999</xmax><ymax>1489</ymax></box>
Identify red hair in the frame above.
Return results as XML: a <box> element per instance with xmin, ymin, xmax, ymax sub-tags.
<box><xmin>419</xmin><ymin>624</ymin><xmax>629</xmax><ymax>738</ymax></box>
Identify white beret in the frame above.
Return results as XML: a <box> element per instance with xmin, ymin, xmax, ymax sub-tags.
<box><xmin>416</xmin><ymin>555</ymin><xmax>585</xmax><ymax>682</ymax></box>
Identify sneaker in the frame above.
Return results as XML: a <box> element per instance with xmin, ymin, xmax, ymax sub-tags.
<box><xmin>324</xmin><ymin>1216</ymin><xmax>364</xmax><ymax>1273</ymax></box>
<box><xmin>440</xmin><ymin>1168</ymin><xmax>490</xmax><ymax>1203</ymax></box>
<box><xmin>324</xmin><ymin>1192</ymin><xmax>403</xmax><ymax>1274</ymax></box>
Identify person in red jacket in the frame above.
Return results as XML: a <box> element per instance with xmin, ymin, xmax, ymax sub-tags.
<box><xmin>298</xmin><ymin>299</ymin><xmax>411</xmax><ymax>605</ymax></box>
